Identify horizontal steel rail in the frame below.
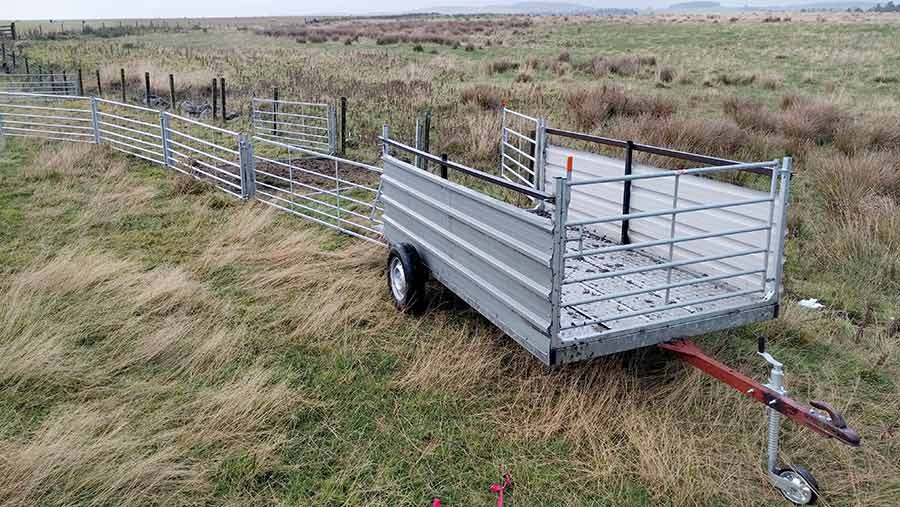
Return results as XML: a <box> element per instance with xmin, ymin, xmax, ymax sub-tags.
<box><xmin>254</xmin><ymin>155</ymin><xmax>379</xmax><ymax>200</ymax></box>
<box><xmin>254</xmin><ymin>136</ymin><xmax>381</xmax><ymax>173</ymax></box>
<box><xmin>564</xmin><ymin>247</ymin><xmax>768</xmax><ymax>285</ymax></box>
<box><xmin>567</xmin><ymin>160</ymin><xmax>778</xmax><ymax>187</ymax></box>
<box><xmin>0</xmin><ymin>91</ymin><xmax>89</xmax><ymax>101</ymax></box>
<box><xmin>564</xmin><ymin>268</ymin><xmax>766</xmax><ymax>308</ymax></box>
<box><xmin>380</xmin><ymin>137</ymin><xmax>554</xmax><ymax>201</ymax></box>
<box><xmin>565</xmin><ymin>224</ymin><xmax>772</xmax><ymax>260</ymax></box>
<box><xmin>252</xmin><ymin>97</ymin><xmax>329</xmax><ymax>108</ymax></box>
<box><xmin>562</xmin><ymin>288</ymin><xmax>765</xmax><ymax>331</ymax></box>
<box><xmin>567</xmin><ymin>196</ymin><xmax>775</xmax><ymax>227</ymax></box>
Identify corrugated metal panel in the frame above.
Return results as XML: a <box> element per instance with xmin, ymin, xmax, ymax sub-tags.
<box><xmin>381</xmin><ymin>155</ymin><xmax>555</xmax><ymax>363</ymax></box>
<box><xmin>547</xmin><ymin>146</ymin><xmax>778</xmax><ymax>290</ymax></box>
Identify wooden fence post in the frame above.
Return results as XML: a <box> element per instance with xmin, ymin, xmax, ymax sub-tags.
<box><xmin>24</xmin><ymin>56</ymin><xmax>29</xmax><ymax>74</ymax></box>
<box><xmin>10</xmin><ymin>22</ymin><xmax>15</xmax><ymax>41</ymax></box>
<box><xmin>77</xmin><ymin>68</ymin><xmax>84</xmax><ymax>96</ymax></box>
<box><xmin>220</xmin><ymin>77</ymin><xmax>226</xmax><ymax>121</ymax></box>
<box><xmin>211</xmin><ymin>78</ymin><xmax>218</xmax><ymax>118</ymax></box>
<box><xmin>120</xmin><ymin>68</ymin><xmax>126</xmax><ymax>103</ymax></box>
<box><xmin>169</xmin><ymin>74</ymin><xmax>176</xmax><ymax>111</ymax></box>
<box><xmin>144</xmin><ymin>72</ymin><xmax>151</xmax><ymax>106</ymax></box>
<box><xmin>96</xmin><ymin>69</ymin><xmax>102</xmax><ymax>96</ymax></box>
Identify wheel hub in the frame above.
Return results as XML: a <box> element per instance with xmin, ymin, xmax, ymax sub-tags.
<box><xmin>777</xmin><ymin>470</ymin><xmax>814</xmax><ymax>505</ymax></box>
<box><xmin>389</xmin><ymin>257</ymin><xmax>408</xmax><ymax>301</ymax></box>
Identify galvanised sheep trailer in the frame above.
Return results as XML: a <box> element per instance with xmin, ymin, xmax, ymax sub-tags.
<box><xmin>378</xmin><ymin>111</ymin><xmax>859</xmax><ymax>505</ymax></box>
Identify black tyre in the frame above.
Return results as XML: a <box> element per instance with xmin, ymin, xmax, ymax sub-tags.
<box><xmin>387</xmin><ymin>243</ymin><xmax>426</xmax><ymax>313</ymax></box>
<box><xmin>775</xmin><ymin>465</ymin><xmax>819</xmax><ymax>505</ymax></box>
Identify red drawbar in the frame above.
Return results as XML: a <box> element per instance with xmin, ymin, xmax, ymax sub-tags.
<box><xmin>658</xmin><ymin>339</ymin><xmax>860</xmax><ymax>447</ymax></box>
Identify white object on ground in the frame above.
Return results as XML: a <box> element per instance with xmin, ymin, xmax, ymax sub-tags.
<box><xmin>798</xmin><ymin>298</ymin><xmax>825</xmax><ymax>310</ymax></box>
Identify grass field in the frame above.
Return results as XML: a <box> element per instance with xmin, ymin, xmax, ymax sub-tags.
<box><xmin>1</xmin><ymin>11</ymin><xmax>900</xmax><ymax>507</ymax></box>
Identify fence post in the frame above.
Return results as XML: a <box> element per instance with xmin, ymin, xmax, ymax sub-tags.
<box><xmin>440</xmin><ymin>154</ymin><xmax>448</xmax><ymax>179</ymax></box>
<box><xmin>96</xmin><ymin>69</ymin><xmax>102</xmax><ymax>96</ymax></box>
<box><xmin>414</xmin><ymin>115</ymin><xmax>424</xmax><ymax>168</ymax></box>
<box><xmin>219</xmin><ymin>77</ymin><xmax>226</xmax><ymax>121</ymax></box>
<box><xmin>159</xmin><ymin>112</ymin><xmax>171</xmax><ymax>167</ymax></box>
<box><xmin>272</xmin><ymin>87</ymin><xmax>278</xmax><ymax>136</ymax></box>
<box><xmin>10</xmin><ymin>22</ymin><xmax>15</xmax><ymax>41</ymax></box>
<box><xmin>120</xmin><ymin>68</ymin><xmax>126</xmax><ymax>103</ymax></box>
<box><xmin>211</xmin><ymin>78</ymin><xmax>218</xmax><ymax>119</ymax></box>
<box><xmin>0</xmin><ymin>109</ymin><xmax>6</xmax><ymax>151</ymax></box>
<box><xmin>169</xmin><ymin>74</ymin><xmax>176</xmax><ymax>111</ymax></box>
<box><xmin>340</xmin><ymin>96</ymin><xmax>347</xmax><ymax>155</ymax></box>
<box><xmin>144</xmin><ymin>71</ymin><xmax>151</xmax><ymax>106</ymax></box>
<box><xmin>77</xmin><ymin>68</ymin><xmax>84</xmax><ymax>96</ymax></box>
<box><xmin>10</xmin><ymin>50</ymin><xmax>15</xmax><ymax>72</ymax></box>
<box><xmin>90</xmin><ymin>96</ymin><xmax>101</xmax><ymax>144</ymax></box>
<box><xmin>1</xmin><ymin>43</ymin><xmax>5</xmax><ymax>71</ymax></box>
<box><xmin>621</xmin><ymin>140</ymin><xmax>634</xmax><ymax>245</ymax></box>
<box><xmin>239</xmin><ymin>134</ymin><xmax>256</xmax><ymax>200</ymax></box>
<box><xmin>24</xmin><ymin>56</ymin><xmax>29</xmax><ymax>75</ymax></box>
<box><xmin>328</xmin><ymin>104</ymin><xmax>337</xmax><ymax>154</ymax></box>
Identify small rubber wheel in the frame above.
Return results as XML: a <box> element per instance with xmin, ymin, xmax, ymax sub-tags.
<box><xmin>387</xmin><ymin>243</ymin><xmax>426</xmax><ymax>313</ymax></box>
<box><xmin>775</xmin><ymin>465</ymin><xmax>819</xmax><ymax>505</ymax></box>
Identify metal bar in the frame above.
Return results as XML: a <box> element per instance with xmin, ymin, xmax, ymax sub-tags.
<box><xmin>254</xmin><ymin>181</ymin><xmax>381</xmax><ymax>230</ymax></box>
<box><xmin>167</xmin><ymin>110</ymin><xmax>240</xmax><ymax>136</ymax></box>
<box><xmin>621</xmin><ymin>141</ymin><xmax>634</xmax><ymax>244</ymax></box>
<box><xmin>272</xmin><ymin>87</ymin><xmax>278</xmax><ymax>136</ymax></box>
<box><xmin>501</xmin><ymin>151</ymin><xmax>535</xmax><ymax>176</ymax></box>
<box><xmin>658</xmin><ymin>339</ymin><xmax>860</xmax><ymax>447</ymax></box>
<box><xmin>565</xmin><ymin>247</ymin><xmax>767</xmax><ymax>285</ymax></box>
<box><xmin>253</xmin><ymin>125</ymin><xmax>330</xmax><ymax>140</ymax></box>
<box><xmin>564</xmin><ymin>268</ymin><xmax>765</xmax><ymax>308</ymax></box>
<box><xmin>166</xmin><ymin>138</ymin><xmax>240</xmax><ymax>169</ymax></box>
<box><xmin>253</xmin><ymin>135</ymin><xmax>381</xmax><ymax>173</ymax></box>
<box><xmin>1</xmin><ymin>126</ymin><xmax>94</xmax><ymax>138</ymax></box>
<box><xmin>565</xmin><ymin>224</ymin><xmax>772</xmax><ymax>259</ymax></box>
<box><xmin>165</xmin><ymin>127</ymin><xmax>239</xmax><ymax>154</ymax></box>
<box><xmin>98</xmin><ymin>120</ymin><xmax>163</xmax><ymax>140</ymax></box>
<box><xmin>253</xmin><ymin>155</ymin><xmax>380</xmax><ymax>196</ymax></box>
<box><xmin>96</xmin><ymin>70</ymin><xmax>102</xmax><ymax>96</ymax></box>
<box><xmin>255</xmin><ymin>195</ymin><xmax>384</xmax><ymax>245</ymax></box>
<box><xmin>252</xmin><ymin>97</ymin><xmax>329</xmax><ymax>107</ymax></box>
<box><xmin>253</xmin><ymin>132</ymin><xmax>332</xmax><ymax>149</ymax></box>
<box><xmin>663</xmin><ymin>174</ymin><xmax>681</xmax><ymax>303</ymax></box>
<box><xmin>340</xmin><ymin>96</ymin><xmax>346</xmax><ymax>155</ymax></box>
<box><xmin>568</xmin><ymin>196</ymin><xmax>774</xmax><ymax>228</ymax></box>
<box><xmin>380</xmin><ymin>136</ymin><xmax>555</xmax><ymax>201</ymax></box>
<box><xmin>3</xmin><ymin>119</ymin><xmax>96</xmax><ymax>131</ymax></box>
<box><xmin>160</xmin><ymin>112</ymin><xmax>171</xmax><ymax>167</ymax></box>
<box><xmin>96</xmin><ymin>97</ymin><xmax>160</xmax><ymax>114</ymax></box>
<box><xmin>0</xmin><ymin>112</ymin><xmax>90</xmax><ymax>123</ymax></box>
<box><xmin>565</xmin><ymin>288</ymin><xmax>765</xmax><ymax>329</ymax></box>
<box><xmin>568</xmin><ymin>161</ymin><xmax>778</xmax><ymax>187</ymax></box>
<box><xmin>549</xmin><ymin>176</ymin><xmax>571</xmax><ymax>348</ymax></box>
<box><xmin>771</xmin><ymin>158</ymin><xmax>792</xmax><ymax>306</ymax></box>
<box><xmin>0</xmin><ymin>90</ymin><xmax>92</xmax><ymax>101</ymax></box>
<box><xmin>252</xmin><ymin>110</ymin><xmax>329</xmax><ymax>123</ymax></box>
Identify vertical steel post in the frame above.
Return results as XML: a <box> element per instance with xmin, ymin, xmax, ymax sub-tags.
<box><xmin>219</xmin><ymin>77</ymin><xmax>226</xmax><ymax>121</ymax></box>
<box><xmin>414</xmin><ymin>115</ymin><xmax>423</xmax><ymax>169</ymax></box>
<box><xmin>761</xmin><ymin>164</ymin><xmax>780</xmax><ymax>296</ymax></box>
<box><xmin>272</xmin><ymin>87</ymin><xmax>278</xmax><ymax>136</ymax></box>
<box><xmin>120</xmin><ymin>68</ymin><xmax>126</xmax><ymax>103</ymax></box>
<box><xmin>328</xmin><ymin>104</ymin><xmax>337</xmax><ymax>154</ymax></box>
<box><xmin>663</xmin><ymin>174</ymin><xmax>681</xmax><ymax>304</ymax></box>
<box><xmin>771</xmin><ymin>157</ymin><xmax>792</xmax><ymax>312</ymax></box>
<box><xmin>535</xmin><ymin>117</ymin><xmax>548</xmax><ymax>212</ymax></box>
<box><xmin>0</xmin><ymin>109</ymin><xmax>6</xmax><ymax>151</ymax></box>
<box><xmin>621</xmin><ymin>140</ymin><xmax>634</xmax><ymax>244</ymax></box>
<box><xmin>90</xmin><ymin>97</ymin><xmax>101</xmax><ymax>144</ymax></box>
<box><xmin>382</xmin><ymin>124</ymin><xmax>390</xmax><ymax>157</ymax></box>
<box><xmin>549</xmin><ymin>176</ymin><xmax>571</xmax><ymax>354</ymax></box>
<box><xmin>238</xmin><ymin>134</ymin><xmax>256</xmax><ymax>200</ymax></box>
<box><xmin>340</xmin><ymin>96</ymin><xmax>347</xmax><ymax>156</ymax></box>
<box><xmin>168</xmin><ymin>74</ymin><xmax>175</xmax><ymax>111</ymax></box>
<box><xmin>159</xmin><ymin>112</ymin><xmax>171</xmax><ymax>167</ymax></box>
<box><xmin>422</xmin><ymin>110</ymin><xmax>431</xmax><ymax>170</ymax></box>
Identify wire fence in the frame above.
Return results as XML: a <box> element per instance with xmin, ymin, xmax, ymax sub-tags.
<box><xmin>0</xmin><ymin>90</ymin><xmax>383</xmax><ymax>243</ymax></box>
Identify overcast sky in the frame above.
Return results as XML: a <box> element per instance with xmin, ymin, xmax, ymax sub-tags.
<box><xmin>5</xmin><ymin>1</ymin><xmax>814</xmax><ymax>21</ymax></box>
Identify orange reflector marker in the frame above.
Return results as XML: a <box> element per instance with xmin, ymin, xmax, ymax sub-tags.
<box><xmin>566</xmin><ymin>156</ymin><xmax>574</xmax><ymax>177</ymax></box>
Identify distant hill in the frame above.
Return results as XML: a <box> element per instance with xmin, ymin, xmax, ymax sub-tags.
<box><xmin>420</xmin><ymin>2</ymin><xmax>635</xmax><ymax>15</ymax></box>
<box><xmin>669</xmin><ymin>1</ymin><xmax>721</xmax><ymax>9</ymax></box>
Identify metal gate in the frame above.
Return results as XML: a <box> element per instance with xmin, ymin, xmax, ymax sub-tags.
<box><xmin>0</xmin><ymin>74</ymin><xmax>79</xmax><ymax>95</ymax></box>
<box><xmin>251</xmin><ymin>97</ymin><xmax>337</xmax><ymax>155</ymax></box>
<box><xmin>499</xmin><ymin>107</ymin><xmax>545</xmax><ymax>193</ymax></box>
<box><xmin>251</xmin><ymin>136</ymin><xmax>383</xmax><ymax>243</ymax></box>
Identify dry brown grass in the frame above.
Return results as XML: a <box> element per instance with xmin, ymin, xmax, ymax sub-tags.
<box><xmin>564</xmin><ymin>85</ymin><xmax>676</xmax><ymax>130</ymax></box>
<box><xmin>780</xmin><ymin>94</ymin><xmax>849</xmax><ymax>145</ymax></box>
<box><xmin>460</xmin><ymin>84</ymin><xmax>505</xmax><ymax>111</ymax></box>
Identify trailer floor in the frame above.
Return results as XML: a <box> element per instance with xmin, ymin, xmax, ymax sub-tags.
<box><xmin>558</xmin><ymin>229</ymin><xmax>761</xmax><ymax>342</ymax></box>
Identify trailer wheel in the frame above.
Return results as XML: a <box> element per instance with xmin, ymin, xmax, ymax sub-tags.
<box><xmin>775</xmin><ymin>465</ymin><xmax>819</xmax><ymax>505</ymax></box>
<box><xmin>387</xmin><ymin>243</ymin><xmax>425</xmax><ymax>313</ymax></box>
